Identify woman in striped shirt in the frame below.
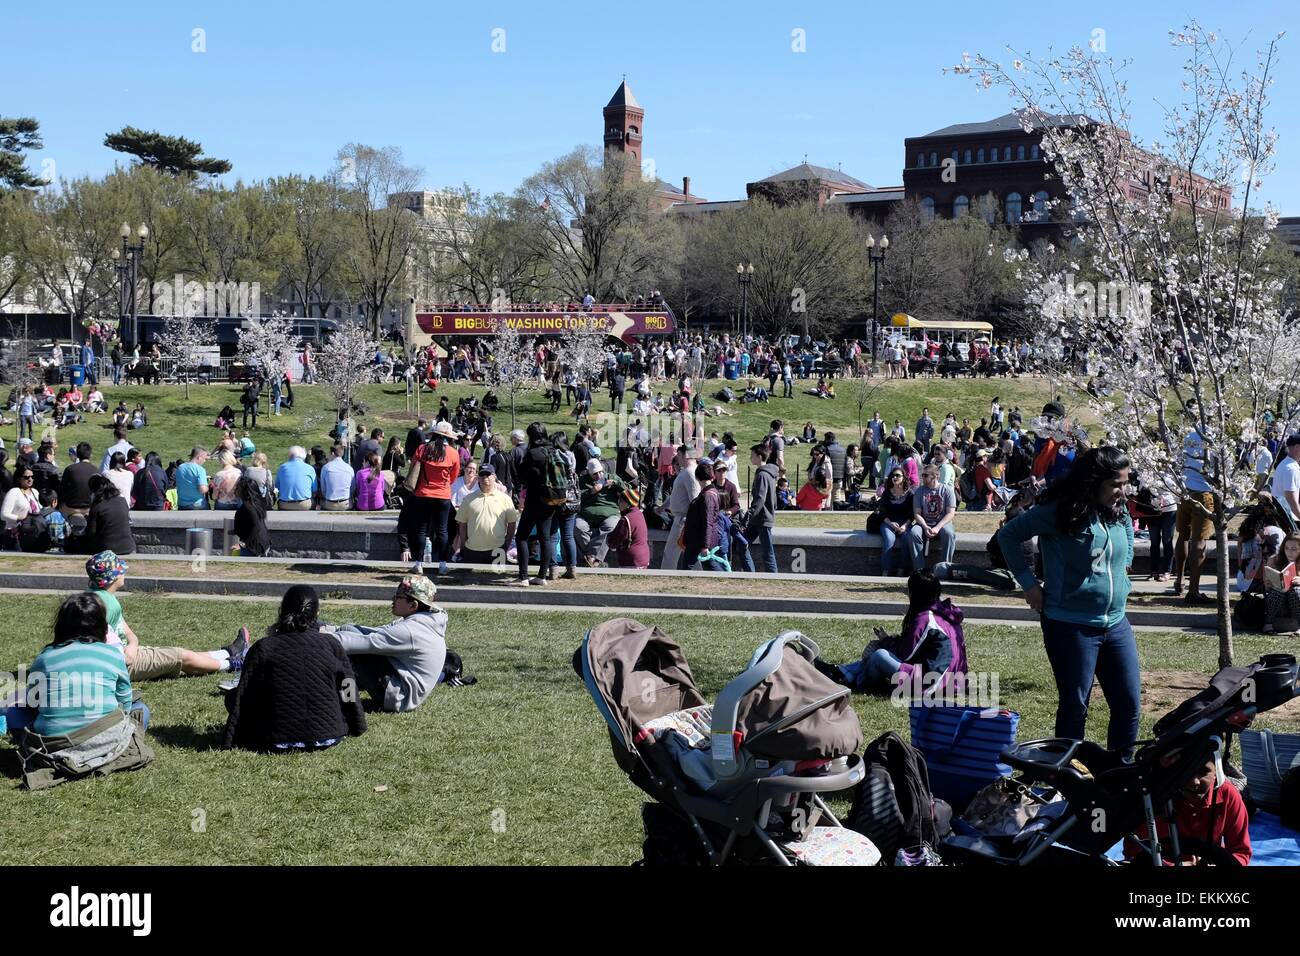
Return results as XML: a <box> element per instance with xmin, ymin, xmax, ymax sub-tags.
<box><xmin>6</xmin><ymin>593</ymin><xmax>133</xmax><ymax>737</ymax></box>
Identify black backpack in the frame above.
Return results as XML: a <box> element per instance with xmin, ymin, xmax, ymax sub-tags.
<box><xmin>847</xmin><ymin>731</ymin><xmax>943</xmax><ymax>864</ymax></box>
<box><xmin>440</xmin><ymin>649</ymin><xmax>477</xmax><ymax>687</ymax></box>
<box><xmin>957</xmin><ymin>469</ymin><xmax>979</xmax><ymax>503</ymax></box>
<box><xmin>17</xmin><ymin>509</ymin><xmax>51</xmax><ymax>553</ymax></box>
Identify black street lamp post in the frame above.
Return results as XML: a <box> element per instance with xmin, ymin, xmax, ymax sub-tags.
<box><xmin>112</xmin><ymin>222</ymin><xmax>148</xmax><ymax>348</ymax></box>
<box><xmin>866</xmin><ymin>233</ymin><xmax>888</xmax><ymax>370</ymax></box>
<box><xmin>736</xmin><ymin>262</ymin><xmax>753</xmax><ymax>341</ymax></box>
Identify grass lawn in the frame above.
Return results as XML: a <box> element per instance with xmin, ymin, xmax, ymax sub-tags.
<box><xmin>0</xmin><ymin>595</ymin><xmax>1293</xmax><ymax>866</ymax></box>
<box><xmin>23</xmin><ymin>374</ymin><xmax>1076</xmax><ymax>489</ymax></box>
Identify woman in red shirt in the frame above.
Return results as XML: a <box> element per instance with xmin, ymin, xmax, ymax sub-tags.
<box><xmin>402</xmin><ymin>421</ymin><xmax>461</xmax><ymax>575</ymax></box>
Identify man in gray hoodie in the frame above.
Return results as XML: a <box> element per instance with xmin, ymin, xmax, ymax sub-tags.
<box><xmin>327</xmin><ymin>575</ymin><xmax>448</xmax><ymax>712</ymax></box>
<box><xmin>746</xmin><ymin>443</ymin><xmax>780</xmax><ymax>573</ymax></box>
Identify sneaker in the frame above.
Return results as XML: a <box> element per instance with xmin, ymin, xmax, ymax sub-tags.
<box><xmin>561</xmin><ymin>568</ymin><xmax>577</xmax><ymax>580</ymax></box>
<box><xmin>222</xmin><ymin>626</ymin><xmax>251</xmax><ymax>661</ymax></box>
<box><xmin>411</xmin><ymin>562</ymin><xmax>423</xmax><ymax>574</ymax></box>
<box><xmin>228</xmin><ymin>627</ymin><xmax>253</xmax><ymax>672</ymax></box>
<box><xmin>530</xmin><ymin>576</ymin><xmax>548</xmax><ymax>587</ymax></box>
<box><xmin>507</xmin><ymin>576</ymin><xmax>532</xmax><ymax>586</ymax></box>
<box><xmin>438</xmin><ymin>561</ymin><xmax>449</xmax><ymax>576</ymax></box>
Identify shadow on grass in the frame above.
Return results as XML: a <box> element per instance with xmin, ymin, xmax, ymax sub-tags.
<box><xmin>148</xmin><ymin>722</ymin><xmax>225</xmax><ymax>752</ymax></box>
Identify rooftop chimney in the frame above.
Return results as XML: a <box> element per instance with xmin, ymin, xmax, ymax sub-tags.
<box><xmin>683</xmin><ymin>176</ymin><xmax>691</xmax><ymax>201</ymax></box>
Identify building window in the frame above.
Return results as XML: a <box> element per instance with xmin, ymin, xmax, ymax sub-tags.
<box><xmin>951</xmin><ymin>149</ymin><xmax>958</xmax><ymax>164</ymax></box>
<box><xmin>963</xmin><ymin>149</ymin><xmax>972</xmax><ymax>165</ymax></box>
<box><xmin>1006</xmin><ymin>192</ymin><xmax>1022</xmax><ymax>222</ymax></box>
<box><xmin>916</xmin><ymin>152</ymin><xmax>925</xmax><ymax>167</ymax></box>
<box><xmin>953</xmin><ymin>194</ymin><xmax>969</xmax><ymax>218</ymax></box>
<box><xmin>1003</xmin><ymin>146</ymin><xmax>1012</xmax><ymax>162</ymax></box>
<box><xmin>929</xmin><ymin>151</ymin><xmax>938</xmax><ymax>166</ymax></box>
<box><xmin>1017</xmin><ymin>145</ymin><xmax>1025</xmax><ymax>161</ymax></box>
<box><xmin>920</xmin><ymin>196</ymin><xmax>935</xmax><ymax>221</ymax></box>
<box><xmin>977</xmin><ymin>148</ymin><xmax>985</xmax><ymax>163</ymax></box>
<box><xmin>1030</xmin><ymin>144</ymin><xmax>1039</xmax><ymax>160</ymax></box>
<box><xmin>989</xmin><ymin>144</ymin><xmax>998</xmax><ymax>161</ymax></box>
<box><xmin>1031</xmin><ymin>190</ymin><xmax>1050</xmax><ymax>219</ymax></box>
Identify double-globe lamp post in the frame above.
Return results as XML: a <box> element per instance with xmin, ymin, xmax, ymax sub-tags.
<box><xmin>112</xmin><ymin>222</ymin><xmax>148</xmax><ymax>349</ymax></box>
<box><xmin>735</xmin><ymin>262</ymin><xmax>753</xmax><ymax>341</ymax></box>
<box><xmin>866</xmin><ymin>234</ymin><xmax>888</xmax><ymax>372</ymax></box>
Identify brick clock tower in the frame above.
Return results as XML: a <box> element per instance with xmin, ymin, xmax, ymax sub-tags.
<box><xmin>603</xmin><ymin>79</ymin><xmax>643</xmax><ymax>182</ymax></box>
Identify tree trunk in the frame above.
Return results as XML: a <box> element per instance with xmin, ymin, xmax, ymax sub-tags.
<box><xmin>1215</xmin><ymin>520</ymin><xmax>1234</xmax><ymax>669</ymax></box>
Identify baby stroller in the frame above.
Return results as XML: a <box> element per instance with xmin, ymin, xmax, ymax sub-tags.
<box><xmin>576</xmin><ymin>618</ymin><xmax>879</xmax><ymax>866</ymax></box>
<box><xmin>940</xmin><ymin>653</ymin><xmax>1299</xmax><ymax>866</ymax></box>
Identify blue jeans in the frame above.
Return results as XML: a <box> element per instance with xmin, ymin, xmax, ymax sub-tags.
<box><xmin>731</xmin><ymin>532</ymin><xmax>755</xmax><ymax>573</ymax></box>
<box><xmin>1040</xmin><ymin>615</ymin><xmax>1140</xmax><ymax>757</ymax></box>
<box><xmin>179</xmin><ymin>500</ymin><xmax>209</xmax><ymax>511</ymax></box>
<box><xmin>751</xmin><ymin>525</ymin><xmax>777</xmax><ymax>574</ymax></box>
<box><xmin>554</xmin><ymin>511</ymin><xmax>577</xmax><ymax>570</ymax></box>
<box><xmin>906</xmin><ymin>523</ymin><xmax>955</xmax><ymax>571</ymax></box>
<box><xmin>880</xmin><ymin>523</ymin><xmax>904</xmax><ymax>575</ymax></box>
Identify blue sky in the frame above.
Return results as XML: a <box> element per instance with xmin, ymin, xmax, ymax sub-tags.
<box><xmin>6</xmin><ymin>0</ymin><xmax>1297</xmax><ymax>208</ymax></box>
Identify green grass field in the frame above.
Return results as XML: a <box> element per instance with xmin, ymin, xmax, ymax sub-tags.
<box><xmin>22</xmin><ymin>373</ymin><xmax>1074</xmax><ymax>489</ymax></box>
<box><xmin>0</xmin><ymin>594</ymin><xmax>1292</xmax><ymax>865</ymax></box>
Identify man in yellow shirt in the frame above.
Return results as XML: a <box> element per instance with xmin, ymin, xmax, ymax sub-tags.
<box><xmin>453</xmin><ymin>465</ymin><xmax>519</xmax><ymax>566</ymax></box>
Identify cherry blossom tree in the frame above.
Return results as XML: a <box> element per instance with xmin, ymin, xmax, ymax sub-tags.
<box><xmin>237</xmin><ymin>311</ymin><xmax>301</xmax><ymax>387</ymax></box>
<box><xmin>316</xmin><ymin>317</ymin><xmax>380</xmax><ymax>446</ymax></box>
<box><xmin>957</xmin><ymin>24</ymin><xmax>1297</xmax><ymax>664</ymax></box>
<box><xmin>488</xmin><ymin>319</ymin><xmax>540</xmax><ymax>430</ymax></box>
<box><xmin>159</xmin><ymin>313</ymin><xmax>214</xmax><ymax>399</ymax></box>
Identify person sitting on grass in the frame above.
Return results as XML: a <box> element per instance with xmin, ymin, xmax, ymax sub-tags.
<box><xmin>85</xmin><ymin>551</ymin><xmax>251</xmax><ymax>681</ymax></box>
<box><xmin>322</xmin><ymin>575</ymin><xmax>448</xmax><ymax>713</ymax></box>
<box><xmin>221</xmin><ymin>584</ymin><xmax>366</xmax><ymax>753</ymax></box>
<box><xmin>814</xmin><ymin>570</ymin><xmax>968</xmax><ymax>698</ymax></box>
<box><xmin>1123</xmin><ymin>752</ymin><xmax>1251</xmax><ymax>866</ymax></box>
<box><xmin>112</xmin><ymin>401</ymin><xmax>129</xmax><ymax>430</ymax></box>
<box><xmin>3</xmin><ymin>593</ymin><xmax>155</xmax><ymax>789</ymax></box>
<box><xmin>215</xmin><ymin>404</ymin><xmax>236</xmax><ymax>430</ymax></box>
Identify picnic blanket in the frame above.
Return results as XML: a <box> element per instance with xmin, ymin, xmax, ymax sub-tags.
<box><xmin>1104</xmin><ymin>812</ymin><xmax>1300</xmax><ymax>866</ymax></box>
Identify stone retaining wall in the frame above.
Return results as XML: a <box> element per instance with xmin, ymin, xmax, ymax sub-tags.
<box><xmin>121</xmin><ymin>512</ymin><xmax>1231</xmax><ymax>576</ymax></box>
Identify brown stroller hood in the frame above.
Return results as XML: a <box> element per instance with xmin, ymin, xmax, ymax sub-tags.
<box><xmin>734</xmin><ymin>646</ymin><xmax>863</xmax><ymax>762</ymax></box>
<box><xmin>579</xmin><ymin>618</ymin><xmax>707</xmax><ymax>772</ymax></box>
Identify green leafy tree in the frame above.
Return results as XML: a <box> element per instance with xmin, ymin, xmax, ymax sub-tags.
<box><xmin>104</xmin><ymin>126</ymin><xmax>232</xmax><ymax>178</ymax></box>
<box><xmin>334</xmin><ymin>144</ymin><xmax>422</xmax><ymax>336</ymax></box>
<box><xmin>0</xmin><ymin>117</ymin><xmax>46</xmax><ymax>190</ymax></box>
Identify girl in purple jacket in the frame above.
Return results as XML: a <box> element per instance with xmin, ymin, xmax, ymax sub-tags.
<box><xmin>819</xmin><ymin>570</ymin><xmax>968</xmax><ymax>695</ymax></box>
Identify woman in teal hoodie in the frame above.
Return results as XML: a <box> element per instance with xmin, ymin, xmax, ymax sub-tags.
<box><xmin>997</xmin><ymin>446</ymin><xmax>1138</xmax><ymax>756</ymax></box>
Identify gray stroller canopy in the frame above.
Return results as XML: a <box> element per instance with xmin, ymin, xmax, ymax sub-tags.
<box><xmin>581</xmin><ymin>618</ymin><xmax>708</xmax><ymax>764</ymax></box>
<box><xmin>733</xmin><ymin>648</ymin><xmax>863</xmax><ymax>762</ymax></box>
<box><xmin>580</xmin><ymin>619</ymin><xmax>862</xmax><ymax>769</ymax></box>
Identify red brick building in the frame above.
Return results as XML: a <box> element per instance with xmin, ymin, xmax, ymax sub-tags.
<box><xmin>602</xmin><ymin>79</ymin><xmax>706</xmax><ymax>211</ymax></box>
<box><xmin>903</xmin><ymin>111</ymin><xmax>1231</xmax><ymax>236</ymax></box>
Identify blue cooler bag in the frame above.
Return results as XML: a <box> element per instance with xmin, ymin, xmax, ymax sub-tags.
<box><xmin>910</xmin><ymin>705</ymin><xmax>1020</xmax><ymax>810</ymax></box>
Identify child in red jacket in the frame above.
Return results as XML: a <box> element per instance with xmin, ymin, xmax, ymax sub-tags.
<box><xmin>1124</xmin><ymin>755</ymin><xmax>1251</xmax><ymax>866</ymax></box>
